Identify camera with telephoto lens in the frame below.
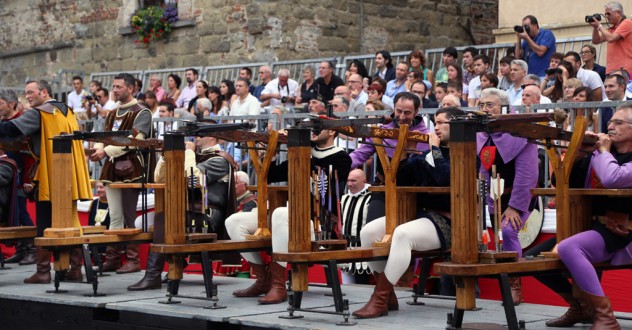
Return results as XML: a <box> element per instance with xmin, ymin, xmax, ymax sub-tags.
<box><xmin>514</xmin><ymin>25</ymin><xmax>531</xmax><ymax>34</ymax></box>
<box><xmin>585</xmin><ymin>13</ymin><xmax>603</xmax><ymax>23</ymax></box>
<box><xmin>545</xmin><ymin>68</ymin><xmax>563</xmax><ymax>75</ymax></box>
<box><xmin>281</xmin><ymin>96</ymin><xmax>288</xmax><ymax>103</ymax></box>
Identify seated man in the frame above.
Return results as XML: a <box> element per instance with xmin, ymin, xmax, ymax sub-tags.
<box><xmin>128</xmin><ymin>133</ymin><xmax>237</xmax><ymax>291</ymax></box>
<box><xmin>353</xmin><ymin>107</ymin><xmax>465</xmax><ymax>319</ymax></box>
<box><xmin>226</xmin><ymin>125</ymin><xmax>351</xmax><ymax>304</ymax></box>
<box><xmin>541</xmin><ymin>103</ymin><xmax>632</xmax><ymax>329</ymax></box>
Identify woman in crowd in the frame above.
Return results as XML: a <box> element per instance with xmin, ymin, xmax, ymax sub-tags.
<box><xmin>219</xmin><ymin>79</ymin><xmax>237</xmax><ymax>113</ymax></box>
<box><xmin>446</xmin><ymin>63</ymin><xmax>467</xmax><ymax>101</ymax></box>
<box><xmin>207</xmin><ymin>86</ymin><xmax>222</xmax><ymax>115</ymax></box>
<box><xmin>562</xmin><ymin>78</ymin><xmax>583</xmax><ymax>103</ymax></box>
<box><xmin>580</xmin><ymin>44</ymin><xmax>606</xmax><ymax>81</ymax></box>
<box><xmin>572</xmin><ymin>86</ymin><xmax>597</xmax><ymax>132</ymax></box>
<box><xmin>345</xmin><ymin>60</ymin><xmax>370</xmax><ymax>84</ymax></box>
<box><xmin>166</xmin><ymin>73</ymin><xmax>182</xmax><ymax>102</ymax></box>
<box><xmin>407</xmin><ymin>49</ymin><xmax>435</xmax><ymax>90</ymax></box>
<box><xmin>187</xmin><ymin>80</ymin><xmax>209</xmax><ymax>115</ymax></box>
<box><xmin>144</xmin><ymin>91</ymin><xmax>159</xmax><ymax>118</ymax></box>
<box><xmin>296</xmin><ymin>65</ymin><xmax>317</xmax><ymax>106</ymax></box>
<box><xmin>542</xmin><ymin>61</ymin><xmax>575</xmax><ymax>103</ymax></box>
<box><xmin>367</xmin><ymin>80</ymin><xmax>393</xmax><ymax>110</ymax></box>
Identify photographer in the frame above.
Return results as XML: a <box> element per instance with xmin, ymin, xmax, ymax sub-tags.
<box><xmin>514</xmin><ymin>15</ymin><xmax>557</xmax><ymax>77</ymax></box>
<box><xmin>87</xmin><ymin>87</ymin><xmax>117</xmax><ymax>122</ymax></box>
<box><xmin>260</xmin><ymin>68</ymin><xmax>298</xmax><ymax>109</ymax></box>
<box><xmin>589</xmin><ymin>1</ymin><xmax>632</xmax><ymax>75</ymax></box>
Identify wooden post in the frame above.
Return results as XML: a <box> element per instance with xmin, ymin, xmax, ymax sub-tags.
<box><xmin>286</xmin><ymin>128</ymin><xmax>312</xmax><ymax>292</ymax></box>
<box><xmin>449</xmin><ymin>119</ymin><xmax>479</xmax><ymax>310</ymax></box>
<box><xmin>163</xmin><ymin>133</ymin><xmax>186</xmax><ymax>281</ymax></box>
<box><xmin>45</xmin><ymin>137</ymin><xmax>80</xmax><ymax>240</ymax></box>
<box><xmin>245</xmin><ymin>130</ymin><xmax>279</xmax><ymax>239</ymax></box>
<box><xmin>374</xmin><ymin>124</ymin><xmax>409</xmax><ymax>246</ymax></box>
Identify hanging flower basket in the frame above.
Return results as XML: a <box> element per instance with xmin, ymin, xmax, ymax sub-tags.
<box><xmin>130</xmin><ymin>3</ymin><xmax>179</xmax><ymax>44</ymax></box>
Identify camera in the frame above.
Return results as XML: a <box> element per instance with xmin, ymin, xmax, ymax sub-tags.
<box><xmin>514</xmin><ymin>25</ymin><xmax>531</xmax><ymax>35</ymax></box>
<box><xmin>85</xmin><ymin>95</ymin><xmax>94</xmax><ymax>101</ymax></box>
<box><xmin>585</xmin><ymin>14</ymin><xmax>603</xmax><ymax>23</ymax></box>
<box><xmin>281</xmin><ymin>96</ymin><xmax>288</xmax><ymax>103</ymax></box>
<box><xmin>545</xmin><ymin>68</ymin><xmax>563</xmax><ymax>75</ymax></box>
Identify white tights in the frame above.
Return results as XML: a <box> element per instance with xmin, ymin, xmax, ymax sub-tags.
<box><xmin>225</xmin><ymin>210</ymin><xmax>262</xmax><ymax>264</ymax></box>
<box><xmin>360</xmin><ymin>216</ymin><xmax>441</xmax><ymax>285</ymax></box>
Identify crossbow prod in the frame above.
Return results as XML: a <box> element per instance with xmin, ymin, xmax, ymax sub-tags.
<box><xmin>296</xmin><ymin>115</ymin><xmax>384</xmax><ymax>135</ymax></box>
<box><xmin>58</xmin><ymin>130</ymin><xmax>164</xmax><ymax>149</ymax></box>
<box><xmin>176</xmin><ymin>121</ymin><xmax>255</xmax><ymax>137</ymax></box>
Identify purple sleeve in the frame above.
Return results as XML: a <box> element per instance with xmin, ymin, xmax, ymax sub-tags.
<box><xmin>507</xmin><ymin>142</ymin><xmax>538</xmax><ymax>213</ymax></box>
<box><xmin>591</xmin><ymin>151</ymin><xmax>632</xmax><ymax>188</ymax></box>
<box><xmin>350</xmin><ymin>137</ymin><xmax>377</xmax><ymax>169</ymax></box>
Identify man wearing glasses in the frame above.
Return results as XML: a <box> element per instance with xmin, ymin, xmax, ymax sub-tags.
<box><xmin>477</xmin><ymin>88</ymin><xmax>539</xmax><ymax>305</ymax></box>
<box><xmin>87</xmin><ymin>88</ymin><xmax>117</xmax><ymax>121</ymax></box>
<box><xmin>589</xmin><ymin>1</ymin><xmax>632</xmax><ymax>76</ymax></box>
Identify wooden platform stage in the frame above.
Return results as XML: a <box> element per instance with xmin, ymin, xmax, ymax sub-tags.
<box><xmin>1</xmin><ymin>265</ymin><xmax>631</xmax><ymax>330</ymax></box>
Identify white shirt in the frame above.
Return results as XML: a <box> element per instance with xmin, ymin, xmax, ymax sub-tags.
<box><xmin>262</xmin><ymin>78</ymin><xmax>299</xmax><ymax>108</ymax></box>
<box><xmin>381</xmin><ymin>95</ymin><xmax>394</xmax><ymax>109</ymax></box>
<box><xmin>355</xmin><ymin>90</ymin><xmax>368</xmax><ymax>106</ymax></box>
<box><xmin>230</xmin><ymin>93</ymin><xmax>261</xmax><ymax>116</ymax></box>
<box><xmin>67</xmin><ymin>90</ymin><xmax>87</xmax><ymax>113</ymax></box>
<box><xmin>576</xmin><ymin>68</ymin><xmax>605</xmax><ymax>99</ymax></box>
<box><xmin>467</xmin><ymin>76</ymin><xmax>481</xmax><ymax>100</ymax></box>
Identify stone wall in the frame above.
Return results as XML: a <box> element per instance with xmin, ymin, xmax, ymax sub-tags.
<box><xmin>0</xmin><ymin>0</ymin><xmax>498</xmax><ymax>87</ymax></box>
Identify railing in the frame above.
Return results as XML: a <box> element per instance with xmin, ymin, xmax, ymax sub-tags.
<box><xmin>141</xmin><ymin>67</ymin><xmax>204</xmax><ymax>96</ymax></box>
<box><xmin>270</xmin><ymin>57</ymin><xmax>342</xmax><ymax>82</ymax></box>
<box><xmin>202</xmin><ymin>62</ymin><xmax>268</xmax><ymax>87</ymax></box>
<box><xmin>51</xmin><ymin>69</ymin><xmax>85</xmax><ymax>103</ymax></box>
<box><xmin>89</xmin><ymin>70</ymin><xmax>144</xmax><ymax>91</ymax></box>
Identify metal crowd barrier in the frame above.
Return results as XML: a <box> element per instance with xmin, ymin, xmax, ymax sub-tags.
<box><xmin>270</xmin><ymin>57</ymin><xmax>342</xmax><ymax>82</ymax></box>
<box><xmin>141</xmin><ymin>67</ymin><xmax>204</xmax><ymax>94</ymax></box>
<box><xmin>203</xmin><ymin>62</ymin><xmax>268</xmax><ymax>87</ymax></box>
<box><xmin>89</xmin><ymin>70</ymin><xmax>144</xmax><ymax>91</ymax></box>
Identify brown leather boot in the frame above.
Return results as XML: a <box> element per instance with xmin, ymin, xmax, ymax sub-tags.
<box><xmin>128</xmin><ymin>252</ymin><xmax>165</xmax><ymax>291</ymax></box>
<box><xmin>233</xmin><ymin>263</ymin><xmax>271</xmax><ymax>297</ymax></box>
<box><xmin>352</xmin><ymin>272</ymin><xmax>394</xmax><ymax>318</ymax></box>
<box><xmin>116</xmin><ymin>244</ymin><xmax>141</xmax><ymax>274</ymax></box>
<box><xmin>257</xmin><ymin>262</ymin><xmax>287</xmax><ymax>304</ymax></box>
<box><xmin>509</xmin><ymin>277</ymin><xmax>524</xmax><ymax>306</ymax></box>
<box><xmin>102</xmin><ymin>245</ymin><xmax>122</xmax><ymax>272</ymax></box>
<box><xmin>583</xmin><ymin>290</ymin><xmax>621</xmax><ymax>330</ymax></box>
<box><xmin>546</xmin><ymin>292</ymin><xmax>592</xmax><ymax>327</ymax></box>
<box><xmin>388</xmin><ymin>291</ymin><xmax>399</xmax><ymax>311</ymax></box>
<box><xmin>23</xmin><ymin>247</ymin><xmax>51</xmax><ymax>284</ymax></box>
<box><xmin>64</xmin><ymin>248</ymin><xmax>84</xmax><ymax>282</ymax></box>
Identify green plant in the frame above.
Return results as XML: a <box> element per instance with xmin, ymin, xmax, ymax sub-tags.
<box><xmin>130</xmin><ymin>3</ymin><xmax>178</xmax><ymax>44</ymax></box>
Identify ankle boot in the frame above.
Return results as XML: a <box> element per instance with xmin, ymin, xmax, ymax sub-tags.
<box><xmin>509</xmin><ymin>277</ymin><xmax>524</xmax><ymax>306</ymax></box>
<box><xmin>64</xmin><ymin>248</ymin><xmax>84</xmax><ymax>282</ymax></box>
<box><xmin>233</xmin><ymin>263</ymin><xmax>271</xmax><ymax>297</ymax></box>
<box><xmin>23</xmin><ymin>247</ymin><xmax>51</xmax><ymax>284</ymax></box>
<box><xmin>546</xmin><ymin>292</ymin><xmax>592</xmax><ymax>327</ymax></box>
<box><xmin>5</xmin><ymin>241</ymin><xmax>26</xmax><ymax>264</ymax></box>
<box><xmin>116</xmin><ymin>244</ymin><xmax>141</xmax><ymax>274</ymax></box>
<box><xmin>258</xmin><ymin>262</ymin><xmax>287</xmax><ymax>304</ymax></box>
<box><xmin>352</xmin><ymin>272</ymin><xmax>394</xmax><ymax>318</ymax></box>
<box><xmin>18</xmin><ymin>241</ymin><xmax>37</xmax><ymax>265</ymax></box>
<box><xmin>583</xmin><ymin>290</ymin><xmax>621</xmax><ymax>330</ymax></box>
<box><xmin>128</xmin><ymin>252</ymin><xmax>165</xmax><ymax>291</ymax></box>
<box><xmin>102</xmin><ymin>246</ymin><xmax>122</xmax><ymax>272</ymax></box>
<box><xmin>388</xmin><ymin>290</ymin><xmax>399</xmax><ymax>311</ymax></box>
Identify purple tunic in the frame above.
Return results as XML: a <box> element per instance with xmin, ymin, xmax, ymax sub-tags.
<box><xmin>350</xmin><ymin>117</ymin><xmax>429</xmax><ymax>169</ymax></box>
<box><xmin>477</xmin><ymin>132</ymin><xmax>538</xmax><ymax>256</ymax></box>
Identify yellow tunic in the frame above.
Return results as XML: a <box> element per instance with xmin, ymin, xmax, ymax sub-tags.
<box><xmin>34</xmin><ymin>103</ymin><xmax>92</xmax><ymax>202</ymax></box>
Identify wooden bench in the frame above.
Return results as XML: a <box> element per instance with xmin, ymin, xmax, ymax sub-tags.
<box><xmin>0</xmin><ymin>226</ymin><xmax>37</xmax><ymax>269</ymax></box>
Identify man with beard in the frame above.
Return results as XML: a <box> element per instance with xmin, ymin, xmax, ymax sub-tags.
<box><xmin>89</xmin><ymin>73</ymin><xmax>153</xmax><ymax>274</ymax></box>
<box><xmin>175</xmin><ymin>68</ymin><xmax>199</xmax><ymax>109</ymax></box>
<box><xmin>0</xmin><ymin>80</ymin><xmax>92</xmax><ymax>283</ymax></box>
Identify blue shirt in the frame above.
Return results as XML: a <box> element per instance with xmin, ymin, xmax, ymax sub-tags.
<box><xmin>506</xmin><ymin>85</ymin><xmax>523</xmax><ymax>105</ymax></box>
<box><xmin>521</xmin><ymin>29</ymin><xmax>556</xmax><ymax>77</ymax></box>
<box><xmin>385</xmin><ymin>79</ymin><xmax>406</xmax><ymax>99</ymax></box>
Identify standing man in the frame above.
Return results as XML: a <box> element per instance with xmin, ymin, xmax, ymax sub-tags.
<box><xmin>589</xmin><ymin>2</ymin><xmax>632</xmax><ymax>75</ymax></box>
<box><xmin>0</xmin><ymin>80</ymin><xmax>92</xmax><ymax>283</ymax></box>
<box><xmin>175</xmin><ymin>68</ymin><xmax>199</xmax><ymax>109</ymax></box>
<box><xmin>315</xmin><ymin>61</ymin><xmax>345</xmax><ymax>103</ymax></box>
<box><xmin>253</xmin><ymin>65</ymin><xmax>272</xmax><ymax>104</ymax></box>
<box><xmin>515</xmin><ymin>15</ymin><xmax>556</xmax><ymax>77</ymax></box>
<box><xmin>261</xmin><ymin>68</ymin><xmax>299</xmax><ymax>109</ymax></box>
<box><xmin>149</xmin><ymin>75</ymin><xmax>166</xmax><ymax>102</ymax></box>
<box><xmin>0</xmin><ymin>90</ymin><xmax>36</xmax><ymax>265</ymax></box>
<box><xmin>385</xmin><ymin>63</ymin><xmax>409</xmax><ymax>99</ymax></box>
<box><xmin>468</xmin><ymin>54</ymin><xmax>492</xmax><ymax>107</ymax></box>
<box><xmin>89</xmin><ymin>73</ymin><xmax>153</xmax><ymax>274</ymax></box>
<box><xmin>67</xmin><ymin>75</ymin><xmax>89</xmax><ymax>120</ymax></box>
<box><xmin>239</xmin><ymin>67</ymin><xmax>257</xmax><ymax>95</ymax></box>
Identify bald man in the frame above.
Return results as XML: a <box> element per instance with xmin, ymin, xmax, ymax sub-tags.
<box><xmin>521</xmin><ymin>84</ymin><xmax>541</xmax><ymax>113</ymax></box>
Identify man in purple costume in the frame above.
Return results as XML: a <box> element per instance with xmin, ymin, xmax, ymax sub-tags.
<box><xmin>554</xmin><ymin>103</ymin><xmax>632</xmax><ymax>330</ymax></box>
<box><xmin>349</xmin><ymin>92</ymin><xmax>430</xmax><ymax>222</ymax></box>
<box><xmin>476</xmin><ymin>88</ymin><xmax>538</xmax><ymax>305</ymax></box>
